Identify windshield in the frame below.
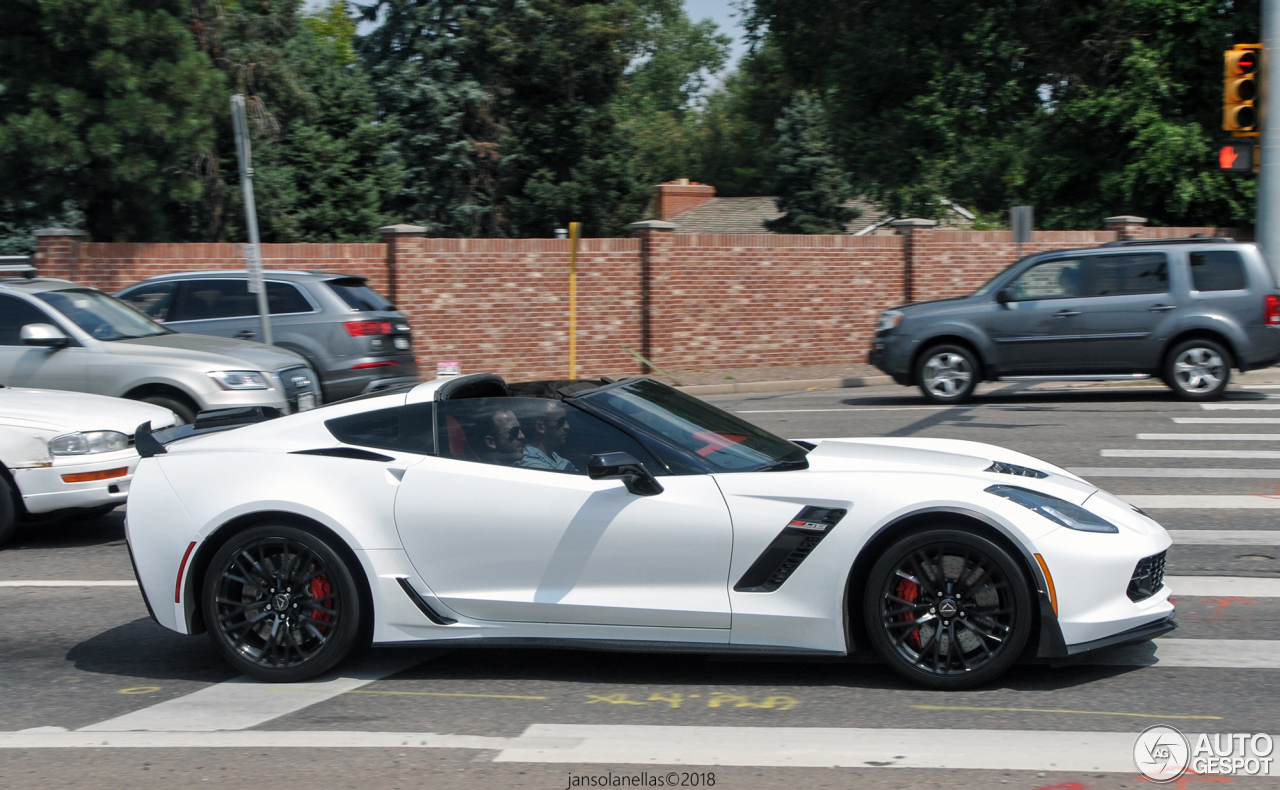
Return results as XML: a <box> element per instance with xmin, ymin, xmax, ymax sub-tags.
<box><xmin>36</xmin><ymin>288</ymin><xmax>171</xmax><ymax>341</ymax></box>
<box><xmin>578</xmin><ymin>379</ymin><xmax>809</xmax><ymax>472</ymax></box>
<box><xmin>972</xmin><ymin>258</ymin><xmax>1031</xmax><ymax>296</ymax></box>
<box><xmin>327</xmin><ymin>278</ymin><xmax>394</xmax><ymax>311</ymax></box>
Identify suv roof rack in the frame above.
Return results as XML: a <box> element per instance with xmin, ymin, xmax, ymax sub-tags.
<box><xmin>0</xmin><ymin>256</ymin><xmax>37</xmax><ymax>279</ymax></box>
<box><xmin>1099</xmin><ymin>235</ymin><xmax>1235</xmax><ymax>248</ymax></box>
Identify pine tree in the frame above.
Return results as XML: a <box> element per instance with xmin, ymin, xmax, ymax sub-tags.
<box><xmin>0</xmin><ymin>0</ymin><xmax>226</xmax><ymax>241</ymax></box>
<box><xmin>765</xmin><ymin>92</ymin><xmax>856</xmax><ymax>234</ymax></box>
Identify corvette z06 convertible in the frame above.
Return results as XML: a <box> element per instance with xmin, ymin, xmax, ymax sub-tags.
<box><xmin>126</xmin><ymin>374</ymin><xmax>1175</xmax><ymax>689</ymax></box>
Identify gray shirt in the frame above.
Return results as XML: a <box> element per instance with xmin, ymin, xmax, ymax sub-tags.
<box><xmin>517</xmin><ymin>445</ymin><xmax>576</xmax><ymax>472</ymax></box>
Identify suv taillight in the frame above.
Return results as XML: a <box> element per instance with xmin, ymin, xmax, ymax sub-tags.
<box><xmin>344</xmin><ymin>320</ymin><xmax>392</xmax><ymax>336</ymax></box>
<box><xmin>1267</xmin><ymin>295</ymin><xmax>1280</xmax><ymax>326</ymax></box>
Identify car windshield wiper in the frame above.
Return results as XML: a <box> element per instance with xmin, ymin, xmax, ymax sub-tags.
<box><xmin>755</xmin><ymin>458</ymin><xmax>810</xmax><ymax>472</ymax></box>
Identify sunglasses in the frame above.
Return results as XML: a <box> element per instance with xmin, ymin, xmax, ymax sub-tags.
<box><xmin>552</xmin><ymin>416</ymin><xmax>569</xmax><ymax>428</ymax></box>
<box><xmin>506</xmin><ymin>426</ymin><xmax>524</xmax><ymax>441</ymax></box>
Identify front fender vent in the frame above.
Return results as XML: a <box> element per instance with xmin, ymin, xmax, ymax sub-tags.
<box><xmin>986</xmin><ymin>461</ymin><xmax>1049</xmax><ymax>479</ymax></box>
<box><xmin>735</xmin><ymin>506</ymin><xmax>847</xmax><ymax>593</ymax></box>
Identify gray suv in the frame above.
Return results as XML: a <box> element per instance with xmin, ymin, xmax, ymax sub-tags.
<box><xmin>0</xmin><ymin>269</ymin><xmax>320</xmax><ymax>423</ymax></box>
<box><xmin>116</xmin><ymin>270</ymin><xmax>419</xmax><ymax>403</ymax></box>
<box><xmin>869</xmin><ymin>238</ymin><xmax>1280</xmax><ymax>403</ymax></box>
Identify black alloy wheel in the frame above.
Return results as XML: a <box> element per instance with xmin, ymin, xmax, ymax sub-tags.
<box><xmin>863</xmin><ymin>529</ymin><xmax>1032</xmax><ymax>689</ymax></box>
<box><xmin>202</xmin><ymin>525</ymin><xmax>361</xmax><ymax>682</ymax></box>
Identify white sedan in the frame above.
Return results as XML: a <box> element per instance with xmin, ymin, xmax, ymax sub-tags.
<box><xmin>125</xmin><ymin>374</ymin><xmax>1174</xmax><ymax>689</ymax></box>
<box><xmin>0</xmin><ymin>386</ymin><xmax>176</xmax><ymax>545</ymax></box>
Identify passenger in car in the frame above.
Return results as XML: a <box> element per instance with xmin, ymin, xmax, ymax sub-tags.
<box><xmin>469</xmin><ymin>408</ymin><xmax>527</xmax><ymax>466</ymax></box>
<box><xmin>516</xmin><ymin>399</ymin><xmax>577</xmax><ymax>472</ymax></box>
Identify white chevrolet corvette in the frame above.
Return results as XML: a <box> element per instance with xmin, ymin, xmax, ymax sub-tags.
<box><xmin>125</xmin><ymin>374</ymin><xmax>1174</xmax><ymax>689</ymax></box>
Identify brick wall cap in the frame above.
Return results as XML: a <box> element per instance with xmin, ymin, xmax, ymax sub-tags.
<box><xmin>890</xmin><ymin>218</ymin><xmax>938</xmax><ymax>227</ymax></box>
<box><xmin>1104</xmin><ymin>215</ymin><xmax>1148</xmax><ymax>225</ymax></box>
<box><xmin>377</xmin><ymin>223</ymin><xmax>427</xmax><ymax>235</ymax></box>
<box><xmin>33</xmin><ymin>227</ymin><xmax>87</xmax><ymax>237</ymax></box>
<box><xmin>630</xmin><ymin>220</ymin><xmax>677</xmax><ymax>231</ymax></box>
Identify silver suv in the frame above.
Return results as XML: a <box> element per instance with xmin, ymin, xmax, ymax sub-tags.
<box><xmin>0</xmin><ymin>267</ymin><xmax>320</xmax><ymax>423</ymax></box>
<box><xmin>869</xmin><ymin>238</ymin><xmax>1280</xmax><ymax>403</ymax></box>
<box><xmin>116</xmin><ymin>270</ymin><xmax>418</xmax><ymax>403</ymax></box>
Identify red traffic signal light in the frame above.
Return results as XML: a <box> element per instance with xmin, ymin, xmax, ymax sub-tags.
<box><xmin>1225</xmin><ymin>44</ymin><xmax>1263</xmax><ymax>137</ymax></box>
<box><xmin>1218</xmin><ymin>141</ymin><xmax>1255</xmax><ymax>173</ymax></box>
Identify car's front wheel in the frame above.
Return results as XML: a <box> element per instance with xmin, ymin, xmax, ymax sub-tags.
<box><xmin>915</xmin><ymin>344</ymin><xmax>979</xmax><ymax>404</ymax></box>
<box><xmin>863</xmin><ymin>529</ymin><xmax>1033</xmax><ymax>689</ymax></box>
<box><xmin>202</xmin><ymin>524</ymin><xmax>361</xmax><ymax>682</ymax></box>
<box><xmin>1164</xmin><ymin>339</ymin><xmax>1231</xmax><ymax>401</ymax></box>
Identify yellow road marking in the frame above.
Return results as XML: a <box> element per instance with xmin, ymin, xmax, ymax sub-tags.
<box><xmin>118</xmin><ymin>686</ymin><xmax>161</xmax><ymax>695</ymax></box>
<box><xmin>912</xmin><ymin>704</ymin><xmax>1221</xmax><ymax>720</ymax></box>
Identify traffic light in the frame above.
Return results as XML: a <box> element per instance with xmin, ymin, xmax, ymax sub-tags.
<box><xmin>1217</xmin><ymin>140</ymin><xmax>1255</xmax><ymax>173</ymax></box>
<box><xmin>1224</xmin><ymin>43</ymin><xmax>1262</xmax><ymax>137</ymax></box>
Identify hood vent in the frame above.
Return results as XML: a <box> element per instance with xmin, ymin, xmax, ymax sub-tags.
<box><xmin>986</xmin><ymin>461</ymin><xmax>1048</xmax><ymax>479</ymax></box>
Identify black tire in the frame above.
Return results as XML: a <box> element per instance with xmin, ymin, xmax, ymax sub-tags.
<box><xmin>915</xmin><ymin>344</ymin><xmax>979</xmax><ymax>404</ymax></box>
<box><xmin>202</xmin><ymin>524</ymin><xmax>361</xmax><ymax>682</ymax></box>
<box><xmin>863</xmin><ymin>528</ymin><xmax>1033</xmax><ymax>690</ymax></box>
<box><xmin>1164</xmin><ymin>338</ymin><xmax>1232</xmax><ymax>401</ymax></box>
<box><xmin>137</xmin><ymin>395</ymin><xmax>198</xmax><ymax>425</ymax></box>
<box><xmin>0</xmin><ymin>474</ymin><xmax>17</xmax><ymax>548</ymax></box>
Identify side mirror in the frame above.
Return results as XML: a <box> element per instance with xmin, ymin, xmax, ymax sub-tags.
<box><xmin>588</xmin><ymin>452</ymin><xmax>664</xmax><ymax>496</ymax></box>
<box><xmin>20</xmin><ymin>323</ymin><xmax>70</xmax><ymax>348</ymax></box>
<box><xmin>996</xmin><ymin>289</ymin><xmax>1013</xmax><ymax>305</ymax></box>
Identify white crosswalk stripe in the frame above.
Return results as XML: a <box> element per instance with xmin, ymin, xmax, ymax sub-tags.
<box><xmin>1071</xmin><ymin>466</ymin><xmax>1280</xmax><ymax>477</ymax></box>
<box><xmin>1138</xmin><ymin>433</ymin><xmax>1280</xmax><ymax>440</ymax></box>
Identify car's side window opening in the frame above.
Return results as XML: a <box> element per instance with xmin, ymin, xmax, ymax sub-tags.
<box><xmin>1005</xmin><ymin>259</ymin><xmax>1082</xmax><ymax>301</ymax></box>
<box><xmin>435</xmin><ymin>396</ymin><xmax>662</xmax><ymax>475</ymax></box>
<box><xmin>0</xmin><ymin>295</ymin><xmax>57</xmax><ymax>345</ymax></box>
<box><xmin>325</xmin><ymin>403</ymin><xmax>435</xmax><ymax>455</ymax></box>
<box><xmin>1190</xmin><ymin>251</ymin><xmax>1247</xmax><ymax>292</ymax></box>
<box><xmin>1090</xmin><ymin>253</ymin><xmax>1168</xmax><ymax>296</ymax></box>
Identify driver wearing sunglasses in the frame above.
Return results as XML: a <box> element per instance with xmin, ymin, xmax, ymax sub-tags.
<box><xmin>516</xmin><ymin>399</ymin><xmax>576</xmax><ymax>472</ymax></box>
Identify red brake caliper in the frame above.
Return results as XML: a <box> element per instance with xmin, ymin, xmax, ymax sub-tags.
<box><xmin>896</xmin><ymin>577</ymin><xmax>920</xmax><ymax>647</ymax></box>
<box><xmin>310</xmin><ymin>575</ymin><xmax>333</xmax><ymax>633</ymax></box>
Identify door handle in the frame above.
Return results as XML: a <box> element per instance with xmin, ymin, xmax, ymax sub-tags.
<box><xmin>234</xmin><ymin>329</ymin><xmax>257</xmax><ymax>339</ymax></box>
<box><xmin>1148</xmin><ymin>304</ymin><xmax>1176</xmax><ymax>312</ymax></box>
<box><xmin>1053</xmin><ymin>310</ymin><xmax>1081</xmax><ymax>318</ymax></box>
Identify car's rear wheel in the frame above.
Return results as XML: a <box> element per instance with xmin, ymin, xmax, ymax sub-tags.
<box><xmin>1164</xmin><ymin>339</ymin><xmax>1231</xmax><ymax>401</ymax></box>
<box><xmin>916</xmin><ymin>344</ymin><xmax>979</xmax><ymax>404</ymax></box>
<box><xmin>202</xmin><ymin>525</ymin><xmax>361</xmax><ymax>682</ymax></box>
<box><xmin>863</xmin><ymin>529</ymin><xmax>1033</xmax><ymax>689</ymax></box>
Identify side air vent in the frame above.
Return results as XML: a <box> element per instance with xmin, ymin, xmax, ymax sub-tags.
<box><xmin>986</xmin><ymin>461</ymin><xmax>1049</xmax><ymax>479</ymax></box>
<box><xmin>735</xmin><ymin>506</ymin><xmax>847</xmax><ymax>593</ymax></box>
<box><xmin>396</xmin><ymin>578</ymin><xmax>457</xmax><ymax>624</ymax></box>
<box><xmin>290</xmin><ymin>447</ymin><xmax>394</xmax><ymax>462</ymax></box>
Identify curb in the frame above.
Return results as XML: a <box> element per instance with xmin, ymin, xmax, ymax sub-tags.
<box><xmin>675</xmin><ymin>375</ymin><xmax>895</xmax><ymax>396</ymax></box>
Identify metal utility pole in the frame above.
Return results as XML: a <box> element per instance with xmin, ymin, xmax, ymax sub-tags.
<box><xmin>567</xmin><ymin>221</ymin><xmax>580</xmax><ymax>379</ymax></box>
<box><xmin>1010</xmin><ymin>205</ymin><xmax>1033</xmax><ymax>259</ymax></box>
<box><xmin>1261</xmin><ymin>1</ymin><xmax>1280</xmax><ymax>282</ymax></box>
<box><xmin>230</xmin><ymin>95</ymin><xmax>273</xmax><ymax>345</ymax></box>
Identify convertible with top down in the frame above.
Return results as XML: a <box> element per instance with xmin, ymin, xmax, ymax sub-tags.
<box><xmin>125</xmin><ymin>374</ymin><xmax>1175</xmax><ymax>689</ymax></box>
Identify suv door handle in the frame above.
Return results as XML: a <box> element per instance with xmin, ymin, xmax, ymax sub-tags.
<box><xmin>234</xmin><ymin>329</ymin><xmax>257</xmax><ymax>340</ymax></box>
<box><xmin>1053</xmin><ymin>310</ymin><xmax>1081</xmax><ymax>318</ymax></box>
<box><xmin>1148</xmin><ymin>304</ymin><xmax>1176</xmax><ymax>312</ymax></box>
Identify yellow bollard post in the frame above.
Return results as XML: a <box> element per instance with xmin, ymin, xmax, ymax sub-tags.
<box><xmin>568</xmin><ymin>221</ymin><xmax>580</xmax><ymax>379</ymax></box>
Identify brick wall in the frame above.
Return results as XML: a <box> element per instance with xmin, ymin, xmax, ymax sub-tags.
<box><xmin>31</xmin><ymin>220</ymin><xmax>1242</xmax><ymax>381</ymax></box>
<box><xmin>650</xmin><ymin>233</ymin><xmax>904</xmax><ymax>369</ymax></box>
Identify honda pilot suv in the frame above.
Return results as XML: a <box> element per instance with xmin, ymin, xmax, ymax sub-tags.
<box><xmin>117</xmin><ymin>270</ymin><xmax>418</xmax><ymax>403</ymax></box>
<box><xmin>869</xmin><ymin>238</ymin><xmax>1280</xmax><ymax>403</ymax></box>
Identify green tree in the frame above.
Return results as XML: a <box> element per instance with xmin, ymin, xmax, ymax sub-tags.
<box><xmin>764</xmin><ymin>91</ymin><xmax>855</xmax><ymax>233</ymax></box>
<box><xmin>0</xmin><ymin>0</ymin><xmax>226</xmax><ymax>241</ymax></box>
<box><xmin>358</xmin><ymin>0</ymin><xmax>503</xmax><ymax>236</ymax></box>
<box><xmin>747</xmin><ymin>0</ymin><xmax>1259</xmax><ymax>228</ymax></box>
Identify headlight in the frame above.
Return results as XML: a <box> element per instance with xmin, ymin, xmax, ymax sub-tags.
<box><xmin>876</xmin><ymin>310</ymin><xmax>904</xmax><ymax>332</ymax></box>
<box><xmin>49</xmin><ymin>431</ymin><xmax>129</xmax><ymax>456</ymax></box>
<box><xmin>208</xmin><ymin>370</ymin><xmax>270</xmax><ymax>390</ymax></box>
<box><xmin>985</xmin><ymin>485</ymin><xmax>1119</xmax><ymax>533</ymax></box>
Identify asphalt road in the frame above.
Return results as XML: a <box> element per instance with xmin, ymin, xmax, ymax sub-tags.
<box><xmin>2</xmin><ymin>378</ymin><xmax>1278</xmax><ymax>789</ymax></box>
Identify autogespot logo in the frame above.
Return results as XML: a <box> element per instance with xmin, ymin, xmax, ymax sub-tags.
<box><xmin>1134</xmin><ymin>725</ymin><xmax>1190</xmax><ymax>782</ymax></box>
